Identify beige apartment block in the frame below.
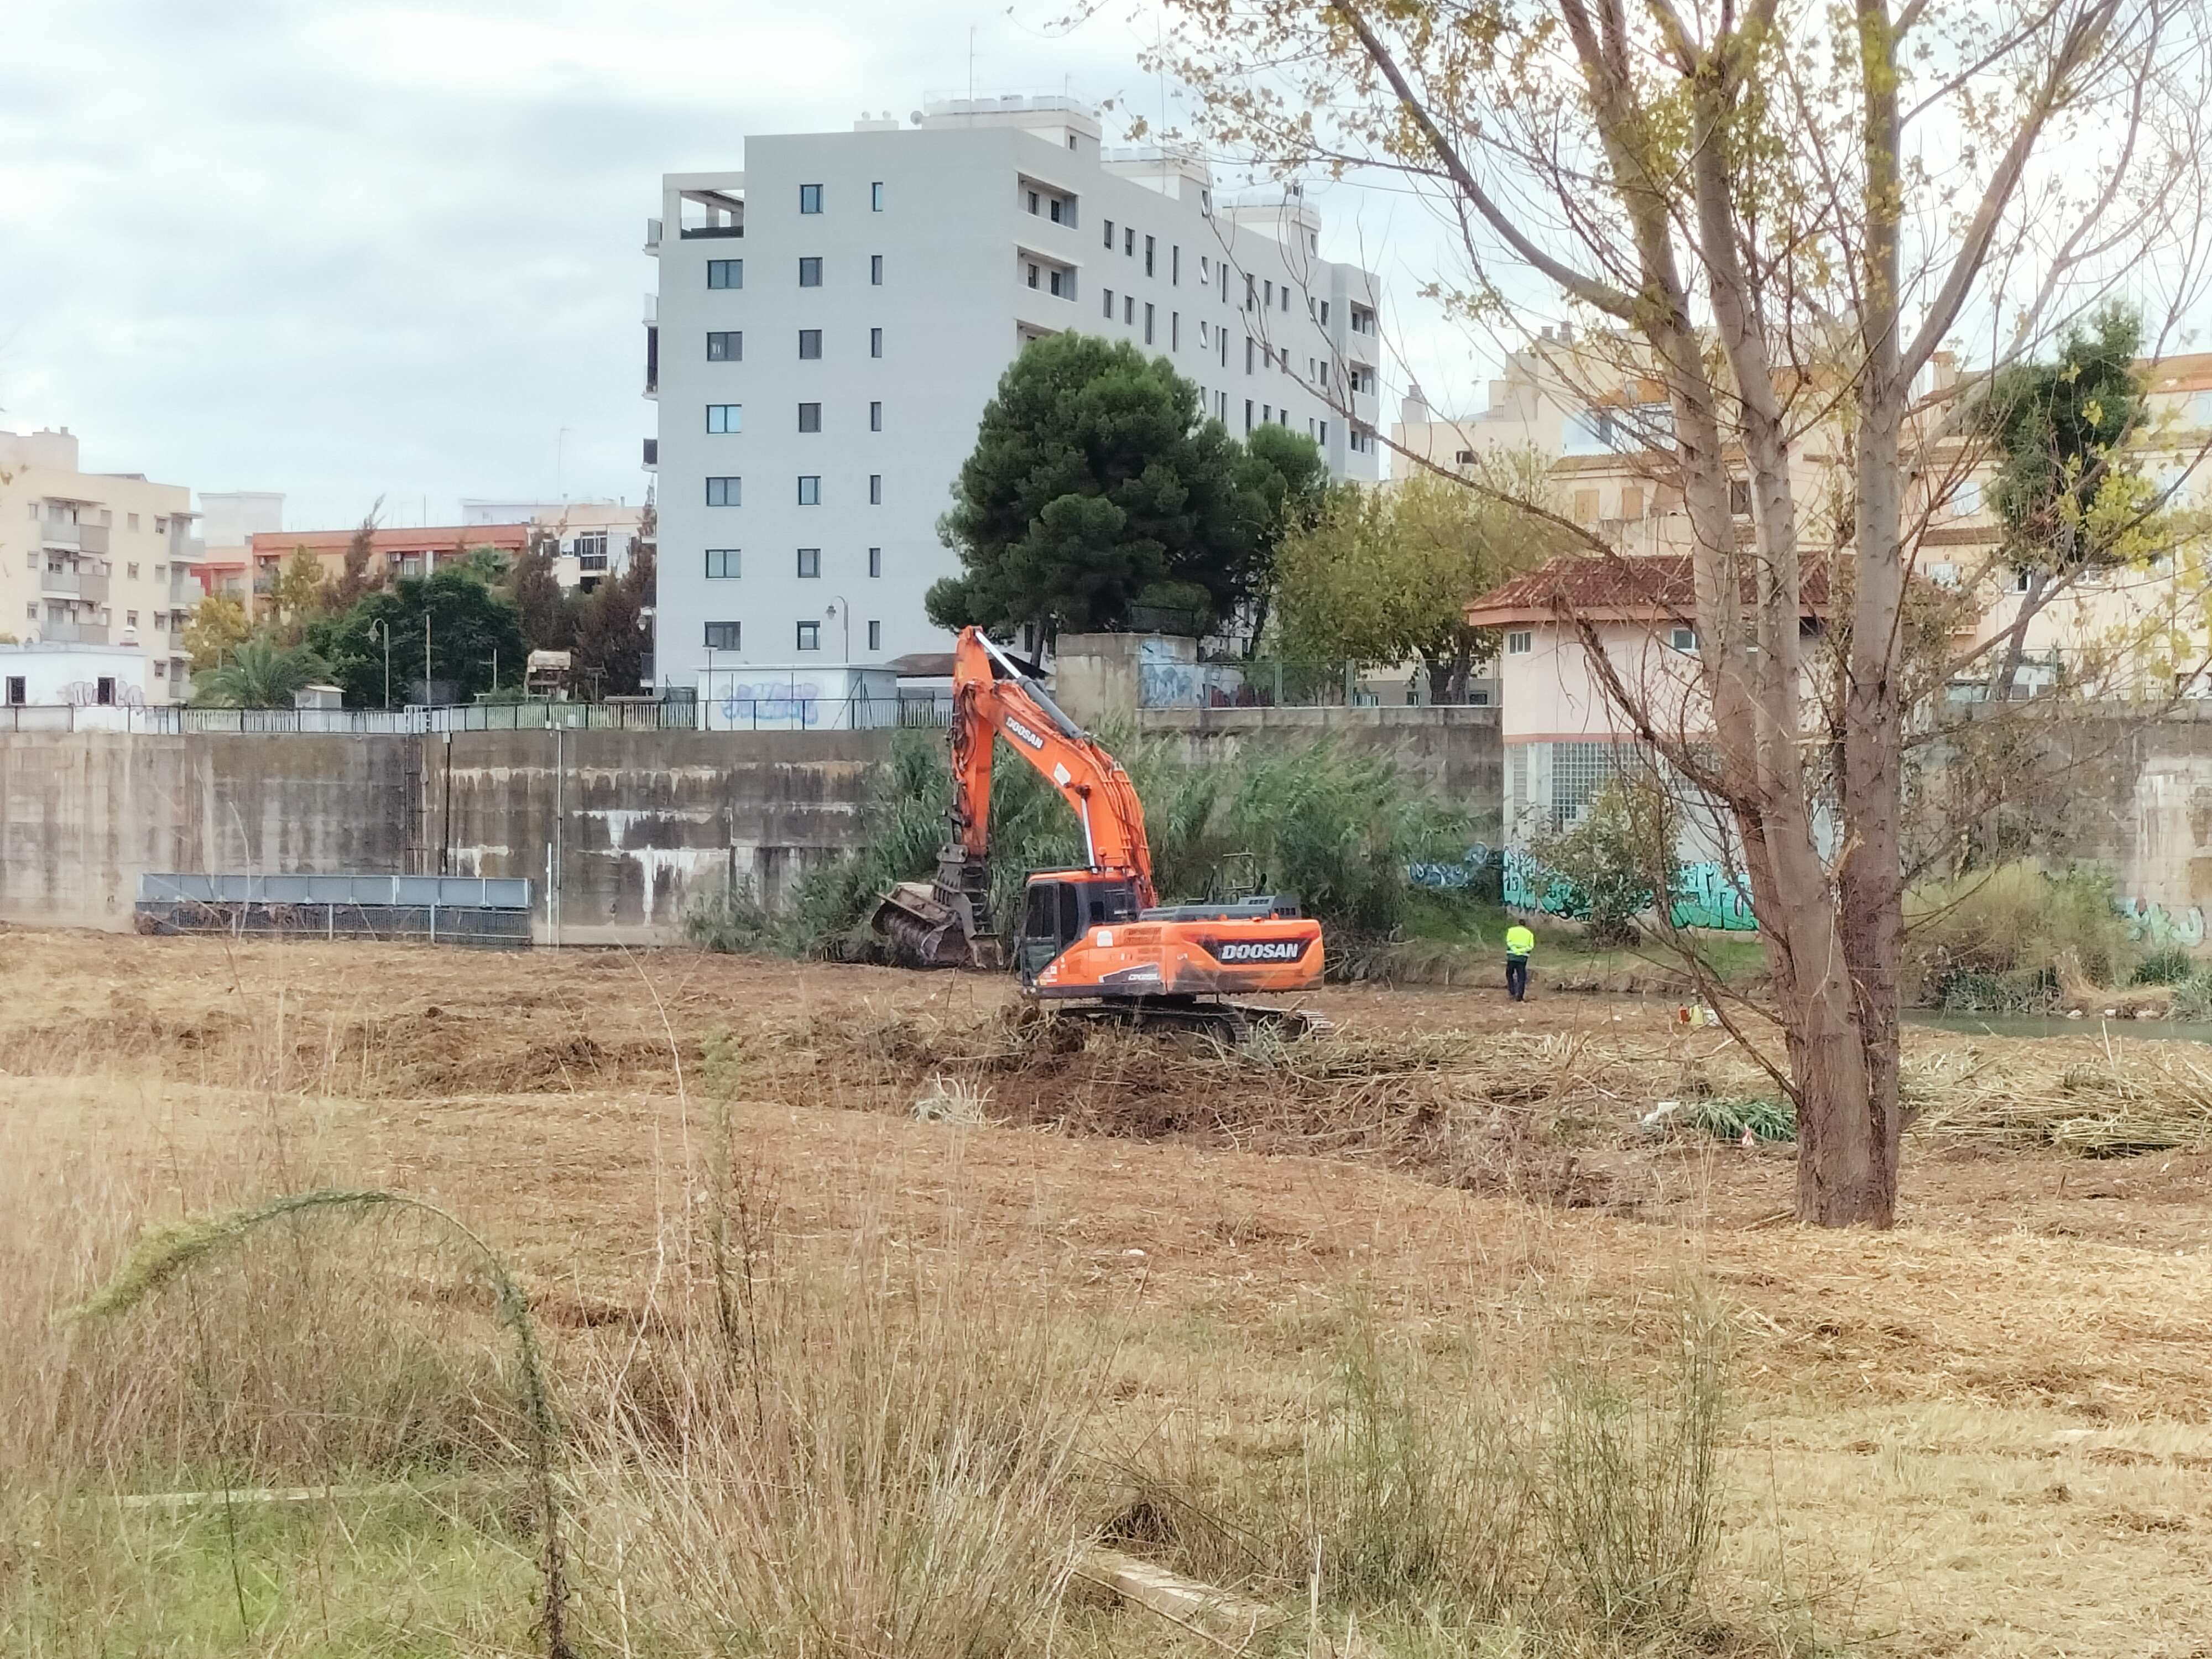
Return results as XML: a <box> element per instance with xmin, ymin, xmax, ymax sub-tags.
<box><xmin>0</xmin><ymin>429</ymin><xmax>199</xmax><ymax>704</ymax></box>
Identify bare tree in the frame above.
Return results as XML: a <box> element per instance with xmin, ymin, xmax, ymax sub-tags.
<box><xmin>1156</xmin><ymin>0</ymin><xmax>2212</xmax><ymax>1223</ymax></box>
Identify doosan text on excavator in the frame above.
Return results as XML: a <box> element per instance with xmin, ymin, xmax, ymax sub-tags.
<box><xmin>871</xmin><ymin>627</ymin><xmax>1323</xmax><ymax>1033</ymax></box>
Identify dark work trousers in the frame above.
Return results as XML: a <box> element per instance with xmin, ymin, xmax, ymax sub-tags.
<box><xmin>1505</xmin><ymin>954</ymin><xmax>1530</xmax><ymax>1001</ymax></box>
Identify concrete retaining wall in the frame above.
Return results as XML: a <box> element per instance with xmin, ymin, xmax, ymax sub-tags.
<box><xmin>0</xmin><ymin>729</ymin><xmax>888</xmax><ymax>943</ymax></box>
<box><xmin>0</xmin><ymin>733</ymin><xmax>412</xmax><ymax>930</ymax></box>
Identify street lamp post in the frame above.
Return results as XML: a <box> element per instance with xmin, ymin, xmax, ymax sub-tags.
<box><xmin>369</xmin><ymin>619</ymin><xmax>392</xmax><ymax>709</ymax></box>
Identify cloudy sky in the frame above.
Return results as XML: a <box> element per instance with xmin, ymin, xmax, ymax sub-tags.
<box><xmin>0</xmin><ymin>0</ymin><xmax>1490</xmax><ymax>534</ymax></box>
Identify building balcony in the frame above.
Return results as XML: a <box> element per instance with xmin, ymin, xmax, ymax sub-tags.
<box><xmin>645</xmin><ymin>216</ymin><xmax>662</xmax><ymax>252</ymax></box>
<box><xmin>40</xmin><ymin>565</ymin><xmax>108</xmax><ymax>603</ymax></box>
<box><xmin>78</xmin><ymin>522</ymin><xmax>111</xmax><ymax>555</ymax></box>
<box><xmin>166</xmin><ymin>629</ymin><xmax>187</xmax><ymax>653</ymax></box>
<box><xmin>38</xmin><ymin>519</ymin><xmax>81</xmax><ymax>550</ymax></box>
<box><xmin>679</xmin><ymin>222</ymin><xmax>744</xmax><ymax>238</ymax></box>
<box><xmin>41</xmin><ymin>621</ymin><xmax>109</xmax><ymax>646</ymax></box>
<box><xmin>169</xmin><ymin>572</ymin><xmax>200</xmax><ymax>604</ymax></box>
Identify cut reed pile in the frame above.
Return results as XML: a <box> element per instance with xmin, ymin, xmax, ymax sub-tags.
<box><xmin>1905</xmin><ymin>1040</ymin><xmax>2212</xmax><ymax>1156</ymax></box>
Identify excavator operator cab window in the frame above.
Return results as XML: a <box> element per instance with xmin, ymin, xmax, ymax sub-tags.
<box><xmin>1018</xmin><ymin>876</ymin><xmax>1139</xmax><ymax>984</ymax></box>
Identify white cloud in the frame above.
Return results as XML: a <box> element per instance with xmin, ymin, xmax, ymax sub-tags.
<box><xmin>0</xmin><ymin>0</ymin><xmax>1477</xmax><ymax>528</ymax></box>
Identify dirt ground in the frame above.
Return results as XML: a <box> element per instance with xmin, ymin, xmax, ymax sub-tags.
<box><xmin>7</xmin><ymin>928</ymin><xmax>2212</xmax><ymax>1655</ymax></box>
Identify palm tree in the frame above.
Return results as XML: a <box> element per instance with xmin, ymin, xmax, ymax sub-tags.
<box><xmin>189</xmin><ymin>637</ymin><xmax>331</xmax><ymax>708</ymax></box>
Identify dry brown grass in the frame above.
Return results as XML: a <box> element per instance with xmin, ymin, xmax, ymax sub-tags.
<box><xmin>6</xmin><ymin>931</ymin><xmax>2212</xmax><ymax>1655</ymax></box>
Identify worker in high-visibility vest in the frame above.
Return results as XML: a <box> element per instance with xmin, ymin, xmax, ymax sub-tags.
<box><xmin>1504</xmin><ymin>922</ymin><xmax>1536</xmax><ymax>1002</ymax></box>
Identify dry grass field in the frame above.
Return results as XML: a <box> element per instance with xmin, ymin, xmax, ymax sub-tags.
<box><xmin>5</xmin><ymin>928</ymin><xmax>2212</xmax><ymax>1657</ymax></box>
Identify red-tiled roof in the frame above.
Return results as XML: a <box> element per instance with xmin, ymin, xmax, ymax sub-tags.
<box><xmin>1465</xmin><ymin>551</ymin><xmax>1831</xmax><ymax>625</ymax></box>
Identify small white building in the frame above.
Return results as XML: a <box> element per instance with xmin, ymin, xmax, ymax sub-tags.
<box><xmin>0</xmin><ymin>641</ymin><xmax>158</xmax><ymax>709</ymax></box>
<box><xmin>698</xmin><ymin>662</ymin><xmax>900</xmax><ymax>730</ymax></box>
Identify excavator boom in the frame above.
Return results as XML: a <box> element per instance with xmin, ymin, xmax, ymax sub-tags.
<box><xmin>873</xmin><ymin>628</ymin><xmax>1323</xmax><ymax>1015</ymax></box>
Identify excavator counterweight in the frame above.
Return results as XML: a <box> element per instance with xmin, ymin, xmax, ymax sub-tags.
<box><xmin>869</xmin><ymin>628</ymin><xmax>1324</xmax><ymax>1029</ymax></box>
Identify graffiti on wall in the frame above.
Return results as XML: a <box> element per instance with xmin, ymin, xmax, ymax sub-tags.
<box><xmin>1501</xmin><ymin>848</ymin><xmax>1761</xmax><ymax>932</ymax></box>
<box><xmin>1408</xmin><ymin>843</ymin><xmax>1495</xmax><ymax>889</ymax></box>
<box><xmin>1670</xmin><ymin>863</ymin><xmax>1758</xmax><ymax>931</ymax></box>
<box><xmin>2119</xmin><ymin>897</ymin><xmax>2208</xmax><ymax>948</ymax></box>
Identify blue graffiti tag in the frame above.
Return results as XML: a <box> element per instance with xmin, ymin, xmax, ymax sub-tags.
<box><xmin>1408</xmin><ymin>843</ymin><xmax>1494</xmax><ymax>889</ymax></box>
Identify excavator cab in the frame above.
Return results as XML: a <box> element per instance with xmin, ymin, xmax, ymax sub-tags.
<box><xmin>1014</xmin><ymin>871</ymin><xmax>1141</xmax><ymax>985</ymax></box>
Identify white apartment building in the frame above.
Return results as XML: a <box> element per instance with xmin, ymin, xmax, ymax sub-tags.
<box><xmin>0</xmin><ymin>429</ymin><xmax>200</xmax><ymax>703</ymax></box>
<box><xmin>645</xmin><ymin>96</ymin><xmax>1385</xmax><ymax>685</ymax></box>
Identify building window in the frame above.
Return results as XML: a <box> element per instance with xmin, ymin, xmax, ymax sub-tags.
<box><xmin>1171</xmin><ymin>312</ymin><xmax>1180</xmax><ymax>351</ymax></box>
<box><xmin>1145</xmin><ymin>234</ymin><xmax>1155</xmax><ymax>275</ymax></box>
<box><xmin>1144</xmin><ymin>302</ymin><xmax>1155</xmax><ymax>345</ymax></box>
<box><xmin>797</xmin><ymin>476</ymin><xmax>821</xmax><ymax>505</ymax></box>
<box><xmin>1245</xmin><ymin>274</ymin><xmax>1256</xmax><ymax>310</ymax></box>
<box><xmin>1244</xmin><ymin>399</ymin><xmax>1254</xmax><ymax>434</ymax></box>
<box><xmin>708</xmin><ymin>259</ymin><xmax>743</xmax><ymax>288</ymax></box>
<box><xmin>1027</xmin><ymin>262</ymin><xmax>1040</xmax><ymax>289</ymax></box>
<box><xmin>800</xmin><ymin>183</ymin><xmax>823</xmax><ymax>213</ymax></box>
<box><xmin>1172</xmin><ymin>244</ymin><xmax>1180</xmax><ymax>284</ymax></box>
<box><xmin>798</xmin><ymin>402</ymin><xmax>821</xmax><ymax>432</ymax></box>
<box><xmin>705</xmin><ymin>549</ymin><xmax>741</xmax><ymax>579</ymax></box>
<box><xmin>870</xmin><ymin>181</ymin><xmax>884</xmax><ymax>211</ymax></box>
<box><xmin>154</xmin><ymin>660</ymin><xmax>166</xmax><ymax>679</ymax></box>
<box><xmin>1124</xmin><ymin>226</ymin><xmax>1134</xmax><ymax>255</ymax></box>
<box><xmin>128</xmin><ymin>513</ymin><xmax>140</xmax><ymax>531</ymax></box>
<box><xmin>869</xmin><ymin>474</ymin><xmax>883</xmax><ymax>504</ymax></box>
<box><xmin>707</xmin><ymin>330</ymin><xmax>741</xmax><ymax>360</ymax></box>
<box><xmin>1318</xmin><ymin>419</ymin><xmax>1328</xmax><ymax>446</ymax></box>
<box><xmin>799</xmin><ymin>329</ymin><xmax>822</xmax><ymax>358</ymax></box>
<box><xmin>1320</xmin><ymin>300</ymin><xmax>1331</xmax><ymax>325</ymax></box>
<box><xmin>1670</xmin><ymin>625</ymin><xmax>1698</xmax><ymax>654</ymax></box>
<box><xmin>1103</xmin><ymin>217</ymin><xmax>1114</xmax><ymax>248</ymax></box>
<box><xmin>797</xmin><ymin>547</ymin><xmax>821</xmax><ymax>578</ymax></box>
<box><xmin>1245</xmin><ymin>337</ymin><xmax>1254</xmax><ymax>374</ymax></box>
<box><xmin>796</xmin><ymin>620</ymin><xmax>822</xmax><ymax>651</ymax></box>
<box><xmin>799</xmin><ymin>256</ymin><xmax>822</xmax><ymax>286</ymax></box>
<box><xmin>1027</xmin><ymin>189</ymin><xmax>1041</xmax><ymax>215</ymax></box>
<box><xmin>868</xmin><ymin>546</ymin><xmax>882</xmax><ymax>578</ymax></box>
<box><xmin>126</xmin><ymin>611</ymin><xmax>139</xmax><ymax>627</ymax></box>
<box><xmin>870</xmin><ymin>326</ymin><xmax>883</xmax><ymax>358</ymax></box>
<box><xmin>706</xmin><ymin>476</ymin><xmax>741</xmax><ymax>507</ymax></box>
<box><xmin>1729</xmin><ymin>479</ymin><xmax>1752</xmax><ymax>515</ymax></box>
<box><xmin>127</xmin><ymin>563</ymin><xmax>140</xmax><ymax>580</ymax></box>
<box><xmin>868</xmin><ymin>619</ymin><xmax>882</xmax><ymax>651</ymax></box>
<box><xmin>870</xmin><ymin>253</ymin><xmax>883</xmax><ymax>285</ymax></box>
<box><xmin>1050</xmin><ymin>196</ymin><xmax>1066</xmax><ymax>224</ymax></box>
<box><xmin>1506</xmin><ymin>629</ymin><xmax>1533</xmax><ymax>654</ymax></box>
<box><xmin>1048</xmin><ymin>268</ymin><xmax>1070</xmax><ymax>298</ymax></box>
<box><xmin>707</xmin><ymin>404</ymin><xmax>742</xmax><ymax>433</ymax></box>
<box><xmin>705</xmin><ymin>621</ymin><xmax>740</xmax><ymax>650</ymax></box>
<box><xmin>1264</xmin><ymin>280</ymin><xmax>1273</xmax><ymax>308</ymax></box>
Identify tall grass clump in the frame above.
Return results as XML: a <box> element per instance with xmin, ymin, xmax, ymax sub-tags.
<box><xmin>1542</xmin><ymin>1292</ymin><xmax>1729</xmax><ymax>1631</ymax></box>
<box><xmin>53</xmin><ymin>1188</ymin><xmax>576</xmax><ymax>1659</ymax></box>
<box><xmin>1903</xmin><ymin>862</ymin><xmax>2134</xmax><ymax>1005</ymax></box>
<box><xmin>692</xmin><ymin>726</ymin><xmax>1470</xmax><ymax>960</ymax></box>
<box><xmin>591</xmin><ymin>1224</ymin><xmax>1101</xmax><ymax>1659</ymax></box>
<box><xmin>1110</xmin><ymin>1292</ymin><xmax>1729</xmax><ymax>1641</ymax></box>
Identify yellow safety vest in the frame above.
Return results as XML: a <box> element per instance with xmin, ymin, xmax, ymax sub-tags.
<box><xmin>1504</xmin><ymin>925</ymin><xmax>1536</xmax><ymax>957</ymax></box>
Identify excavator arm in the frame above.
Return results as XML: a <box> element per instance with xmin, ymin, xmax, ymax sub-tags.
<box><xmin>874</xmin><ymin>627</ymin><xmax>1151</xmax><ymax>967</ymax></box>
<box><xmin>872</xmin><ymin>628</ymin><xmax>1323</xmax><ymax>1017</ymax></box>
<box><xmin>944</xmin><ymin>628</ymin><xmax>1154</xmax><ymax>900</ymax></box>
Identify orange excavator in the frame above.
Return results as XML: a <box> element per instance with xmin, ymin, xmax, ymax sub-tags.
<box><xmin>872</xmin><ymin>627</ymin><xmax>1323</xmax><ymax>1029</ymax></box>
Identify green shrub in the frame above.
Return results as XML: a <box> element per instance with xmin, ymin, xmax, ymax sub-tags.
<box><xmin>2133</xmin><ymin>946</ymin><xmax>2197</xmax><ymax>985</ymax></box>
<box><xmin>697</xmin><ymin>728</ymin><xmax>1469</xmax><ymax>959</ymax></box>
<box><xmin>1522</xmin><ymin>776</ymin><xmax>1676</xmax><ymax>947</ymax></box>
<box><xmin>1903</xmin><ymin>862</ymin><xmax>2132</xmax><ymax>996</ymax></box>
